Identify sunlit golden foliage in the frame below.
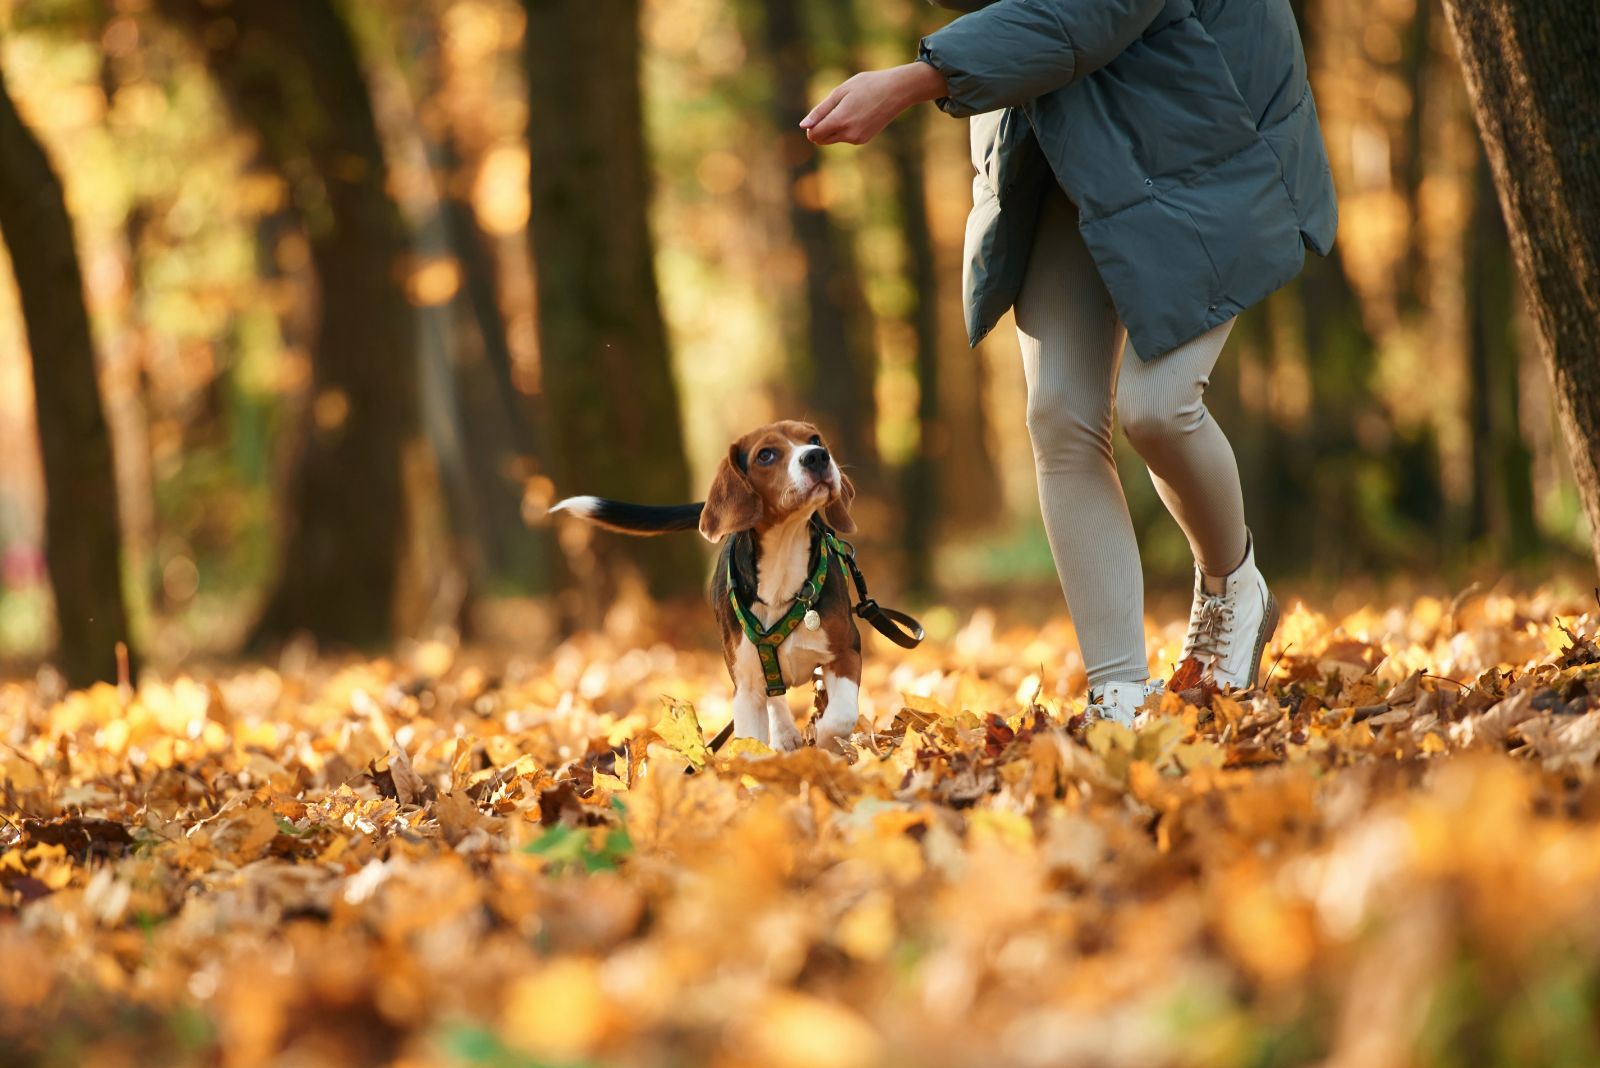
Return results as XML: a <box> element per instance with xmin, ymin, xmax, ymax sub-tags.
<box><xmin>4</xmin><ymin>587</ymin><xmax>1600</xmax><ymax>1065</ymax></box>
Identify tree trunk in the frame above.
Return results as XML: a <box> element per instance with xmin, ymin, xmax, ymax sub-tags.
<box><xmin>0</xmin><ymin>62</ymin><xmax>135</xmax><ymax>687</ymax></box>
<box><xmin>438</xmin><ymin>129</ymin><xmax>556</xmax><ymax>592</ymax></box>
<box><xmin>381</xmin><ymin>6</ymin><xmax>558</xmax><ymax>602</ymax></box>
<box><xmin>157</xmin><ymin>0</ymin><xmax>423</xmax><ymax>647</ymax></box>
<box><xmin>523</xmin><ymin>0</ymin><xmax>701</xmax><ymax>614</ymax></box>
<box><xmin>926</xmin><ymin>124</ymin><xmax>1003</xmax><ymax>531</ymax></box>
<box><xmin>1396</xmin><ymin>0</ymin><xmax>1434</xmax><ymax>315</ymax></box>
<box><xmin>1465</xmin><ymin>147</ymin><xmax>1539</xmax><ymax>558</ymax></box>
<box><xmin>884</xmin><ymin>83</ymin><xmax>942</xmax><ymax>596</ymax></box>
<box><xmin>1441</xmin><ymin>0</ymin><xmax>1600</xmax><ymax>574</ymax></box>
<box><xmin>1299</xmin><ymin>248</ymin><xmax>1377</xmax><ymax>568</ymax></box>
<box><xmin>756</xmin><ymin>0</ymin><xmax>882</xmax><ymax>485</ymax></box>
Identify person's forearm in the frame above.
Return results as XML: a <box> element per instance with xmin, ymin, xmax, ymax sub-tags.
<box><xmin>897</xmin><ymin>60</ymin><xmax>951</xmax><ymax>107</ymax></box>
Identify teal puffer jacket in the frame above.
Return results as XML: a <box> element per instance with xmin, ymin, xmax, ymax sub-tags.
<box><xmin>919</xmin><ymin>0</ymin><xmax>1337</xmax><ymax>359</ymax></box>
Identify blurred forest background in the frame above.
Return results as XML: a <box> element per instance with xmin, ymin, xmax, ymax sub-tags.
<box><xmin>0</xmin><ymin>0</ymin><xmax>1589</xmax><ymax>686</ymax></box>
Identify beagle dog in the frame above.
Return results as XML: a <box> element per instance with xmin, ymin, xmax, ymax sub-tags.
<box><xmin>549</xmin><ymin>421</ymin><xmax>863</xmax><ymax>752</ymax></box>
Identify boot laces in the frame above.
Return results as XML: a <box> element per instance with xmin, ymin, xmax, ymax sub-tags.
<box><xmin>1186</xmin><ymin>594</ymin><xmax>1234</xmax><ymax>662</ymax></box>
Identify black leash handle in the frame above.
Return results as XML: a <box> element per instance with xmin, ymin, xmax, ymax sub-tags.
<box><xmin>854</xmin><ymin>597</ymin><xmax>926</xmax><ymax>649</ymax></box>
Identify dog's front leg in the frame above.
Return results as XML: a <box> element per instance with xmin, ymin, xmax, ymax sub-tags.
<box><xmin>730</xmin><ymin>642</ymin><xmax>771</xmax><ymax>744</ymax></box>
<box><xmin>731</xmin><ymin>685</ymin><xmax>770</xmax><ymax>744</ymax></box>
<box><xmin>766</xmin><ymin>697</ymin><xmax>804</xmax><ymax>751</ymax></box>
<box><xmin>816</xmin><ymin>650</ymin><xmax>863</xmax><ymax>753</ymax></box>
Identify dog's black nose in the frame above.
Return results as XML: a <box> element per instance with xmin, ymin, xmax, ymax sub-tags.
<box><xmin>800</xmin><ymin>446</ymin><xmax>830</xmax><ymax>472</ymax></box>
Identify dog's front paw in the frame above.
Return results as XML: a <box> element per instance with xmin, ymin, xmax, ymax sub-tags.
<box><xmin>768</xmin><ymin>715</ymin><xmax>805</xmax><ymax>752</ymax></box>
<box><xmin>770</xmin><ymin>729</ymin><xmax>806</xmax><ymax>753</ymax></box>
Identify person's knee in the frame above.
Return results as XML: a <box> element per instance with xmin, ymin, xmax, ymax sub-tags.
<box><xmin>1119</xmin><ymin>391</ymin><xmax>1206</xmax><ymax>455</ymax></box>
<box><xmin>1025</xmin><ymin>396</ymin><xmax>1112</xmax><ymax>470</ymax></box>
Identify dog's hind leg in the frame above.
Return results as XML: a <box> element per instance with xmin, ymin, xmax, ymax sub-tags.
<box><xmin>766</xmin><ymin>696</ymin><xmax>804</xmax><ymax>751</ymax></box>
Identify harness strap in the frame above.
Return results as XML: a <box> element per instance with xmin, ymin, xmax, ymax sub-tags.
<box><xmin>716</xmin><ymin>524</ymin><xmax>927</xmax><ymax>753</ymax></box>
<box><xmin>727</xmin><ymin>533</ymin><xmax>836</xmax><ymax>696</ymax></box>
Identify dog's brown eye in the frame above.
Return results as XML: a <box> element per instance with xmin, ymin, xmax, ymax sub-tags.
<box><xmin>756</xmin><ymin>447</ymin><xmax>778</xmax><ymax>465</ymax></box>
<box><xmin>809</xmin><ymin>435</ymin><xmax>821</xmax><ymax>445</ymax></box>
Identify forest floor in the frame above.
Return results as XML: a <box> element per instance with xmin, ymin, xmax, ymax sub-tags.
<box><xmin>4</xmin><ymin>584</ymin><xmax>1600</xmax><ymax>1067</ymax></box>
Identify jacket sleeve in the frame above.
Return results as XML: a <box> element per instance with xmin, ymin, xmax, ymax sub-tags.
<box><xmin>919</xmin><ymin>0</ymin><xmax>1166</xmax><ymax>117</ymax></box>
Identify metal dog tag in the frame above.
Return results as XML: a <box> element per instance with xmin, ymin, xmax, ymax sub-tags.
<box><xmin>803</xmin><ymin>609</ymin><xmax>821</xmax><ymax>631</ymax></box>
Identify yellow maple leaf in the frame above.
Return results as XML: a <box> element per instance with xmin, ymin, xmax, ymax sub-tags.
<box><xmin>650</xmin><ymin>699</ymin><xmax>710</xmax><ymax>770</ymax></box>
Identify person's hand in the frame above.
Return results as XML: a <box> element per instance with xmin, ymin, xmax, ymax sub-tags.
<box><xmin>800</xmin><ymin>62</ymin><xmax>948</xmax><ymax>146</ymax></box>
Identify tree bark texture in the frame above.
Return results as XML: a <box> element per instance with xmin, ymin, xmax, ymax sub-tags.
<box><xmin>1465</xmin><ymin>148</ymin><xmax>1539</xmax><ymax>558</ymax></box>
<box><xmin>524</xmin><ymin>0</ymin><xmax>702</xmax><ymax>611</ymax></box>
<box><xmin>885</xmin><ymin>99</ymin><xmax>942</xmax><ymax>595</ymax></box>
<box><xmin>1441</xmin><ymin>0</ymin><xmax>1600</xmax><ymax>573</ymax></box>
<box><xmin>0</xmin><ymin>61</ymin><xmax>135</xmax><ymax>687</ymax></box>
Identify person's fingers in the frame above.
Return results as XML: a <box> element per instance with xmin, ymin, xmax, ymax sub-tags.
<box><xmin>805</xmin><ymin>108</ymin><xmax>850</xmax><ymax>141</ymax></box>
<box><xmin>807</xmin><ymin>112</ymin><xmax>854</xmax><ymax>145</ymax></box>
<box><xmin>800</xmin><ymin>84</ymin><xmax>847</xmax><ymax>129</ymax></box>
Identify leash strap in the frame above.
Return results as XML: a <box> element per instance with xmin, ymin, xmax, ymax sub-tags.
<box><xmin>831</xmin><ymin>537</ymin><xmax>926</xmax><ymax>649</ymax></box>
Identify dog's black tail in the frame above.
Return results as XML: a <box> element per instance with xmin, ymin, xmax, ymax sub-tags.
<box><xmin>546</xmin><ymin>495</ymin><xmax>705</xmax><ymax>536</ymax></box>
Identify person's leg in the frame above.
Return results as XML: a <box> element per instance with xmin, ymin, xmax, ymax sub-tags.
<box><xmin>1014</xmin><ymin>186</ymin><xmax>1148</xmax><ymax>688</ymax></box>
<box><xmin>1116</xmin><ymin>321</ymin><xmax>1249</xmax><ymax>584</ymax></box>
<box><xmin>1118</xmin><ymin>322</ymin><xmax>1278</xmax><ymax>689</ymax></box>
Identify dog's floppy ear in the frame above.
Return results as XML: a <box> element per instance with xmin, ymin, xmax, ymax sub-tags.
<box><xmin>824</xmin><ymin>471</ymin><xmax>857</xmax><ymax>534</ymax></box>
<box><xmin>699</xmin><ymin>445</ymin><xmax>763</xmax><ymax>542</ymax></box>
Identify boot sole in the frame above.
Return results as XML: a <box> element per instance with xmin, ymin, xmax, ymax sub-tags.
<box><xmin>1249</xmin><ymin>589</ymin><xmax>1281</xmax><ymax>691</ymax></box>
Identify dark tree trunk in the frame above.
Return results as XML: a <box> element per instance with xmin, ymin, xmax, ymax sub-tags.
<box><xmin>437</xmin><ymin>129</ymin><xmax>556</xmax><ymax>591</ymax></box>
<box><xmin>1299</xmin><ymin>248</ymin><xmax>1378</xmax><ymax>569</ymax></box>
<box><xmin>1441</xmin><ymin>0</ymin><xmax>1600</xmax><ymax>574</ymax></box>
<box><xmin>1396</xmin><ymin>0</ymin><xmax>1434</xmax><ymax>314</ymax></box>
<box><xmin>0</xmin><ymin>62</ymin><xmax>135</xmax><ymax>687</ymax></box>
<box><xmin>1299</xmin><ymin>244</ymin><xmax>1444</xmax><ymax>572</ymax></box>
<box><xmin>1222</xmin><ymin>303</ymin><xmax>1287</xmax><ymax>564</ymax></box>
<box><xmin>384</xmin><ymin>7</ymin><xmax>557</xmax><ymax>600</ymax></box>
<box><xmin>757</xmin><ymin>0</ymin><xmax>882</xmax><ymax>485</ymax></box>
<box><xmin>931</xmin><ymin>210</ymin><xmax>1002</xmax><ymax>529</ymax></box>
<box><xmin>1465</xmin><ymin>148</ymin><xmax>1539</xmax><ymax>558</ymax></box>
<box><xmin>523</xmin><ymin>0</ymin><xmax>701</xmax><ymax>614</ymax></box>
<box><xmin>885</xmin><ymin>90</ymin><xmax>942</xmax><ymax>596</ymax></box>
<box><xmin>157</xmin><ymin>0</ymin><xmax>422</xmax><ymax>647</ymax></box>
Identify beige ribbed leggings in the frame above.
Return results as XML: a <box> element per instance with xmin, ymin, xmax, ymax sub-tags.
<box><xmin>1015</xmin><ymin>185</ymin><xmax>1248</xmax><ymax>688</ymax></box>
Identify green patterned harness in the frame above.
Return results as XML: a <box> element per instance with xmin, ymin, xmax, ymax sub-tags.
<box><xmin>727</xmin><ymin>528</ymin><xmax>847</xmax><ymax>696</ymax></box>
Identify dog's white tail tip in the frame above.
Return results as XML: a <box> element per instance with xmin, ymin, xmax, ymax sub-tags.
<box><xmin>547</xmin><ymin>495</ymin><xmax>600</xmax><ymax>518</ymax></box>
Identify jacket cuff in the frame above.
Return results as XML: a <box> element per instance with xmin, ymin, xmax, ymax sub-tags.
<box><xmin>917</xmin><ymin>36</ymin><xmax>980</xmax><ymax>118</ymax></box>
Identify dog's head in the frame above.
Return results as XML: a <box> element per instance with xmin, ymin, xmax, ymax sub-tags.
<box><xmin>698</xmin><ymin>420</ymin><xmax>856</xmax><ymax>542</ymax></box>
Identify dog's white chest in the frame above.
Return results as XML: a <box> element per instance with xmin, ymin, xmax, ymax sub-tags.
<box><xmin>775</xmin><ymin>619</ymin><xmax>832</xmax><ymax>681</ymax></box>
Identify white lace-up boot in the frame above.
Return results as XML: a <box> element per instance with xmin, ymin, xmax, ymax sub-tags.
<box><xmin>1182</xmin><ymin>535</ymin><xmax>1279</xmax><ymax>690</ymax></box>
<box><xmin>1086</xmin><ymin>679</ymin><xmax>1165</xmax><ymax>727</ymax></box>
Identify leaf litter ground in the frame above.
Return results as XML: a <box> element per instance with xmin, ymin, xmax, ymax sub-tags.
<box><xmin>5</xmin><ymin>586</ymin><xmax>1600</xmax><ymax>1067</ymax></box>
